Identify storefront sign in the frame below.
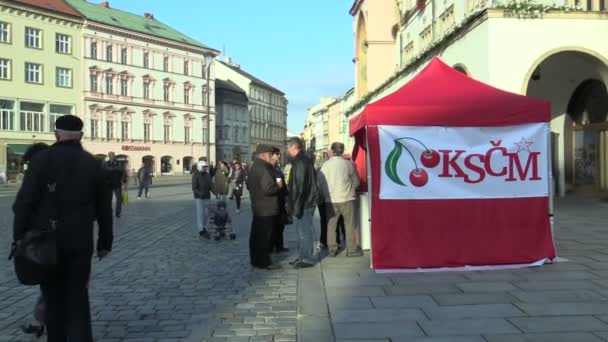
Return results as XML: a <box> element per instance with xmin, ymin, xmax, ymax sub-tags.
<box><xmin>379</xmin><ymin>124</ymin><xmax>549</xmax><ymax>199</ymax></box>
<box><xmin>122</xmin><ymin>145</ymin><xmax>151</xmax><ymax>152</ymax></box>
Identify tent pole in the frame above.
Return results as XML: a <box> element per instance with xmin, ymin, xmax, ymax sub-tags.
<box><xmin>365</xmin><ymin>127</ymin><xmax>374</xmax><ymax>269</ymax></box>
<box><xmin>547</xmin><ymin>124</ymin><xmax>558</xmax><ymax>261</ymax></box>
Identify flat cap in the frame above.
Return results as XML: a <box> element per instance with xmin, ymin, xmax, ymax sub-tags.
<box><xmin>256</xmin><ymin>144</ymin><xmax>276</xmax><ymax>154</ymax></box>
<box><xmin>55</xmin><ymin>115</ymin><xmax>83</xmax><ymax>132</ymax></box>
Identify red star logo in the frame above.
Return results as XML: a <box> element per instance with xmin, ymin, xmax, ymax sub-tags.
<box><xmin>514</xmin><ymin>137</ymin><xmax>533</xmax><ymax>153</ymax></box>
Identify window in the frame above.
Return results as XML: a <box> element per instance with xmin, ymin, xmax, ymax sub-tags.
<box><xmin>184</xmin><ymin>126</ymin><xmax>190</xmax><ymax>143</ymax></box>
<box><xmin>163</xmin><ymin>124</ymin><xmax>171</xmax><ymax>142</ymax></box>
<box><xmin>217</xmin><ymin>126</ymin><xmax>223</xmax><ymax>140</ymax></box>
<box><xmin>121</xmin><ymin>121</ymin><xmax>129</xmax><ymax>140</ymax></box>
<box><xmin>56</xmin><ymin>68</ymin><xmax>72</xmax><ymax>88</ymax></box>
<box><xmin>0</xmin><ymin>99</ymin><xmax>15</xmax><ymax>131</ymax></box>
<box><xmin>143</xmin><ymin>81</ymin><xmax>150</xmax><ymax>99</ymax></box>
<box><xmin>163</xmin><ymin>84</ymin><xmax>170</xmax><ymax>101</ymax></box>
<box><xmin>0</xmin><ymin>58</ymin><xmax>10</xmax><ymax>80</ymax></box>
<box><xmin>121</xmin><ymin>48</ymin><xmax>127</xmax><ymax>64</ymax></box>
<box><xmin>203</xmin><ymin>127</ymin><xmax>209</xmax><ymax>144</ymax></box>
<box><xmin>202</xmin><ymin>88</ymin><xmax>208</xmax><ymax>106</ymax></box>
<box><xmin>224</xmin><ymin>126</ymin><xmax>230</xmax><ymax>141</ymax></box>
<box><xmin>106</xmin><ymin>45</ymin><xmax>113</xmax><ymax>62</ymax></box>
<box><xmin>144</xmin><ymin>123</ymin><xmax>151</xmax><ymax>141</ymax></box>
<box><xmin>90</xmin><ymin>41</ymin><xmax>97</xmax><ymax>59</ymax></box>
<box><xmin>25</xmin><ymin>27</ymin><xmax>41</xmax><ymax>48</ymax></box>
<box><xmin>143</xmin><ymin>52</ymin><xmax>149</xmax><ymax>68</ymax></box>
<box><xmin>163</xmin><ymin>56</ymin><xmax>169</xmax><ymax>71</ymax></box>
<box><xmin>90</xmin><ymin>119</ymin><xmax>99</xmax><ymax>138</ymax></box>
<box><xmin>202</xmin><ymin>63</ymin><xmax>207</xmax><ymax>78</ymax></box>
<box><xmin>90</xmin><ymin>74</ymin><xmax>98</xmax><ymax>92</ymax></box>
<box><xmin>56</xmin><ymin>34</ymin><xmax>70</xmax><ymax>54</ymax></box>
<box><xmin>25</xmin><ymin>63</ymin><xmax>42</xmax><ymax>83</ymax></box>
<box><xmin>184</xmin><ymin>87</ymin><xmax>190</xmax><ymax>104</ymax></box>
<box><xmin>48</xmin><ymin>104</ymin><xmax>72</xmax><ymax>132</ymax></box>
<box><xmin>120</xmin><ymin>79</ymin><xmax>128</xmax><ymax>96</ymax></box>
<box><xmin>105</xmin><ymin>76</ymin><xmax>113</xmax><ymax>94</ymax></box>
<box><xmin>0</xmin><ymin>21</ymin><xmax>10</xmax><ymax>43</ymax></box>
<box><xmin>184</xmin><ymin>60</ymin><xmax>189</xmax><ymax>75</ymax></box>
<box><xmin>20</xmin><ymin>102</ymin><xmax>44</xmax><ymax>132</ymax></box>
<box><xmin>234</xmin><ymin>127</ymin><xmax>238</xmax><ymax>142</ymax></box>
<box><xmin>106</xmin><ymin>120</ymin><xmax>114</xmax><ymax>139</ymax></box>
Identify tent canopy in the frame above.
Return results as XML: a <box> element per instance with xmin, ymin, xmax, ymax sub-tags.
<box><xmin>350</xmin><ymin>58</ymin><xmax>550</xmax><ymax>135</ymax></box>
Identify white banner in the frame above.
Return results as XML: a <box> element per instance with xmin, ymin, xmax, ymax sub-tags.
<box><xmin>378</xmin><ymin>124</ymin><xmax>549</xmax><ymax>200</ymax></box>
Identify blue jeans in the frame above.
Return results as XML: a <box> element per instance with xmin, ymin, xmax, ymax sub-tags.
<box><xmin>295</xmin><ymin>207</ymin><xmax>316</xmax><ymax>264</ymax></box>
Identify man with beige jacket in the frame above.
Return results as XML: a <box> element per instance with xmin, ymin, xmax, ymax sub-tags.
<box><xmin>317</xmin><ymin>142</ymin><xmax>362</xmax><ymax>257</ymax></box>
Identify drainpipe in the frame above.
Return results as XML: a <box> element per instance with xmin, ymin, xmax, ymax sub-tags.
<box><xmin>431</xmin><ymin>0</ymin><xmax>436</xmax><ymax>42</ymax></box>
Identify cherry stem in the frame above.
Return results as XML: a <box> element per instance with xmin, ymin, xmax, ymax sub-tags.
<box><xmin>397</xmin><ymin>141</ymin><xmax>419</xmax><ymax>169</ymax></box>
<box><xmin>397</xmin><ymin>137</ymin><xmax>430</xmax><ymax>153</ymax></box>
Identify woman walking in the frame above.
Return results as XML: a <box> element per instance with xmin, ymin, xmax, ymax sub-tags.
<box><xmin>137</xmin><ymin>163</ymin><xmax>153</xmax><ymax>199</ymax></box>
<box><xmin>229</xmin><ymin>161</ymin><xmax>247</xmax><ymax>213</ymax></box>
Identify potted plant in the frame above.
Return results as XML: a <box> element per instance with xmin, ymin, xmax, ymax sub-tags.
<box><xmin>417</xmin><ymin>0</ymin><xmax>426</xmax><ymax>9</ymax></box>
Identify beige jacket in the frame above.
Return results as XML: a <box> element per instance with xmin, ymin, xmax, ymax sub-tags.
<box><xmin>317</xmin><ymin>156</ymin><xmax>360</xmax><ymax>204</ymax></box>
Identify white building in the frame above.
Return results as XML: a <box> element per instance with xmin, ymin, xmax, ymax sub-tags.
<box><xmin>215</xmin><ymin>79</ymin><xmax>249</xmax><ymax>162</ymax></box>
<box><xmin>67</xmin><ymin>0</ymin><xmax>219</xmax><ymax>175</ymax></box>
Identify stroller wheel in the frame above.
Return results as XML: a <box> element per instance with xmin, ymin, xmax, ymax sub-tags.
<box><xmin>229</xmin><ymin>234</ymin><xmax>236</xmax><ymax>240</ymax></box>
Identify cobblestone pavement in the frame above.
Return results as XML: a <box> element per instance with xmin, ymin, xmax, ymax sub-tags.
<box><xmin>0</xmin><ymin>184</ymin><xmax>298</xmax><ymax>342</ymax></box>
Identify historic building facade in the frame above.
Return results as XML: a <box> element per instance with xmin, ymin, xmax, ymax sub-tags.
<box><xmin>0</xmin><ymin>0</ymin><xmax>82</xmax><ymax>183</ymax></box>
<box><xmin>66</xmin><ymin>0</ymin><xmax>219</xmax><ymax>175</ymax></box>
<box><xmin>349</xmin><ymin>0</ymin><xmax>608</xmax><ymax>196</ymax></box>
<box><xmin>215</xmin><ymin>58</ymin><xmax>288</xmax><ymax>161</ymax></box>
<box><xmin>215</xmin><ymin>79</ymin><xmax>250</xmax><ymax>161</ymax></box>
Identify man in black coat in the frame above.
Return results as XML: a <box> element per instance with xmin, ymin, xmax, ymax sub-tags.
<box><xmin>103</xmin><ymin>152</ymin><xmax>127</xmax><ymax>218</ymax></box>
<box><xmin>287</xmin><ymin>137</ymin><xmax>319</xmax><ymax>268</ymax></box>
<box><xmin>247</xmin><ymin>144</ymin><xmax>283</xmax><ymax>270</ymax></box>
<box><xmin>12</xmin><ymin>115</ymin><xmax>113</xmax><ymax>342</ymax></box>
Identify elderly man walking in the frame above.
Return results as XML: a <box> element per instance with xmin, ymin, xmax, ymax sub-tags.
<box><xmin>317</xmin><ymin>142</ymin><xmax>362</xmax><ymax>257</ymax></box>
<box><xmin>287</xmin><ymin>137</ymin><xmax>319</xmax><ymax>268</ymax></box>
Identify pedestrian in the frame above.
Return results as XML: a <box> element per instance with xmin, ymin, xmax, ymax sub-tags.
<box><xmin>192</xmin><ymin>160</ymin><xmax>213</xmax><ymax>238</ymax></box>
<box><xmin>271</xmin><ymin>149</ymin><xmax>290</xmax><ymax>253</ymax></box>
<box><xmin>19</xmin><ymin>142</ymin><xmax>50</xmax><ymax>338</ymax></box>
<box><xmin>136</xmin><ymin>163</ymin><xmax>152</xmax><ymax>199</ymax></box>
<box><xmin>213</xmin><ymin>161</ymin><xmax>230</xmax><ymax>200</ymax></box>
<box><xmin>229</xmin><ymin>161</ymin><xmax>246</xmax><ymax>213</ymax></box>
<box><xmin>209</xmin><ymin>161</ymin><xmax>216</xmax><ymax>178</ymax></box>
<box><xmin>103</xmin><ymin>152</ymin><xmax>127</xmax><ymax>218</ymax></box>
<box><xmin>286</xmin><ymin>137</ymin><xmax>319</xmax><ymax>269</ymax></box>
<box><xmin>13</xmin><ymin>115</ymin><xmax>113</xmax><ymax>342</ymax></box>
<box><xmin>317</xmin><ymin>142</ymin><xmax>362</xmax><ymax>257</ymax></box>
<box><xmin>247</xmin><ymin>144</ymin><xmax>283</xmax><ymax>270</ymax></box>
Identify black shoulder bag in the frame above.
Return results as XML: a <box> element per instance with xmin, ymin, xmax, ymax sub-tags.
<box><xmin>9</xmin><ymin>153</ymin><xmax>60</xmax><ymax>285</ymax></box>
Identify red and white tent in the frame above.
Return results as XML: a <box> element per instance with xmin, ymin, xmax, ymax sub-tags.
<box><xmin>350</xmin><ymin>57</ymin><xmax>557</xmax><ymax>270</ymax></box>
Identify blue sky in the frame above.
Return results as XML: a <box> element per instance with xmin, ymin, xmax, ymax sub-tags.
<box><xmin>106</xmin><ymin>0</ymin><xmax>355</xmax><ymax>134</ymax></box>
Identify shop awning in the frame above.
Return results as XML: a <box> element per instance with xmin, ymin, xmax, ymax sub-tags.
<box><xmin>7</xmin><ymin>144</ymin><xmax>31</xmax><ymax>155</ymax></box>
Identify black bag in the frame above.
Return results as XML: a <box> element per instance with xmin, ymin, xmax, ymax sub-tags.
<box><xmin>8</xmin><ymin>153</ymin><xmax>60</xmax><ymax>286</ymax></box>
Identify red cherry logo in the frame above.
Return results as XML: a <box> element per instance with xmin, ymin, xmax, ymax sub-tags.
<box><xmin>420</xmin><ymin>149</ymin><xmax>440</xmax><ymax>168</ymax></box>
<box><xmin>409</xmin><ymin>168</ymin><xmax>428</xmax><ymax>187</ymax></box>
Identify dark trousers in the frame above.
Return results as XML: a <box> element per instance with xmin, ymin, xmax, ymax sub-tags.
<box><xmin>319</xmin><ymin>203</ymin><xmax>345</xmax><ymax>247</ymax></box>
<box><xmin>249</xmin><ymin>215</ymin><xmax>277</xmax><ymax>268</ymax></box>
<box><xmin>234</xmin><ymin>192</ymin><xmax>242</xmax><ymax>209</ymax></box>
<box><xmin>41</xmin><ymin>251</ymin><xmax>93</xmax><ymax>342</ymax></box>
<box><xmin>137</xmin><ymin>183</ymin><xmax>149</xmax><ymax>198</ymax></box>
<box><xmin>272</xmin><ymin>221</ymin><xmax>285</xmax><ymax>251</ymax></box>
<box><xmin>112</xmin><ymin>187</ymin><xmax>123</xmax><ymax>215</ymax></box>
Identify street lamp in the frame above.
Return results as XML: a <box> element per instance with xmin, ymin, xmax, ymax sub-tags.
<box><xmin>204</xmin><ymin>54</ymin><xmax>214</xmax><ymax>163</ymax></box>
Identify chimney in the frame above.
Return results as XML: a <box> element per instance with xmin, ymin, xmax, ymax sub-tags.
<box><xmin>100</xmin><ymin>1</ymin><xmax>110</xmax><ymax>8</ymax></box>
<box><xmin>144</xmin><ymin>12</ymin><xmax>154</xmax><ymax>20</ymax></box>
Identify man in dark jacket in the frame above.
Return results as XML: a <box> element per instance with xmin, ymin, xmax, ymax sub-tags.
<box><xmin>103</xmin><ymin>152</ymin><xmax>127</xmax><ymax>218</ymax></box>
<box><xmin>287</xmin><ymin>137</ymin><xmax>319</xmax><ymax>268</ymax></box>
<box><xmin>247</xmin><ymin>144</ymin><xmax>282</xmax><ymax>270</ymax></box>
<box><xmin>13</xmin><ymin>115</ymin><xmax>113</xmax><ymax>342</ymax></box>
<box><xmin>192</xmin><ymin>160</ymin><xmax>213</xmax><ymax>238</ymax></box>
<box><xmin>271</xmin><ymin>148</ymin><xmax>289</xmax><ymax>253</ymax></box>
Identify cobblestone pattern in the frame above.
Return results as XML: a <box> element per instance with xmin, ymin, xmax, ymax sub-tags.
<box><xmin>0</xmin><ymin>185</ymin><xmax>300</xmax><ymax>342</ymax></box>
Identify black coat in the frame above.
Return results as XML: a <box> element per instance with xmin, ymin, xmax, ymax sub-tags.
<box><xmin>103</xmin><ymin>160</ymin><xmax>126</xmax><ymax>189</ymax></box>
<box><xmin>12</xmin><ymin>140</ymin><xmax>113</xmax><ymax>253</ymax></box>
<box><xmin>192</xmin><ymin>170</ymin><xmax>212</xmax><ymax>199</ymax></box>
<box><xmin>288</xmin><ymin>151</ymin><xmax>319</xmax><ymax>219</ymax></box>
<box><xmin>247</xmin><ymin>158</ymin><xmax>281</xmax><ymax>217</ymax></box>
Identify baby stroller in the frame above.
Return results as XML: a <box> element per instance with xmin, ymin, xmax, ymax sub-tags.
<box><xmin>207</xmin><ymin>201</ymin><xmax>236</xmax><ymax>241</ymax></box>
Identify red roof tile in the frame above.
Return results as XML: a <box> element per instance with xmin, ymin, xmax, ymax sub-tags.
<box><xmin>11</xmin><ymin>0</ymin><xmax>82</xmax><ymax>18</ymax></box>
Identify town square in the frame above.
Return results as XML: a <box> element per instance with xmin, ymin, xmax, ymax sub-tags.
<box><xmin>1</xmin><ymin>0</ymin><xmax>608</xmax><ymax>341</ymax></box>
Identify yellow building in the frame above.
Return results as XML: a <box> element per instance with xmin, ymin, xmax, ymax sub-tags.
<box><xmin>348</xmin><ymin>0</ymin><xmax>608</xmax><ymax>196</ymax></box>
